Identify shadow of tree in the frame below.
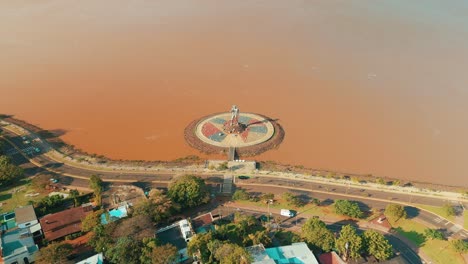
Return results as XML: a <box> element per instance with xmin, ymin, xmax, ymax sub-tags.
<box><xmin>394</xmin><ymin>227</ymin><xmax>426</xmax><ymax>247</ymax></box>
<box><xmin>405</xmin><ymin>206</ymin><xmax>420</xmax><ymax>219</ymax></box>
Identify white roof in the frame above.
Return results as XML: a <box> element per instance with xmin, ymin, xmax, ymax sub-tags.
<box><xmin>77</xmin><ymin>253</ymin><xmax>104</xmax><ymax>264</ymax></box>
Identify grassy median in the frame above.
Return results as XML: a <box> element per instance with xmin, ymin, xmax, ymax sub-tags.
<box><xmin>417</xmin><ymin>204</ymin><xmax>456</xmax><ymax>222</ymax></box>
<box><xmin>391</xmin><ymin>218</ymin><xmax>464</xmax><ymax>264</ymax></box>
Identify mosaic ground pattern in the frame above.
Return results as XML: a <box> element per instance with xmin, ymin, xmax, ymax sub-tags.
<box><xmin>195</xmin><ymin>113</ymin><xmax>274</xmax><ymax>148</ymax></box>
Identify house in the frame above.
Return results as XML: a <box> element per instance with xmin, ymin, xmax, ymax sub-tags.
<box><xmin>156</xmin><ymin>219</ymin><xmax>195</xmax><ymax>263</ymax></box>
<box><xmin>0</xmin><ymin>228</ymin><xmax>38</xmax><ymax>264</ymax></box>
<box><xmin>14</xmin><ymin>205</ymin><xmax>42</xmax><ymax>240</ymax></box>
<box><xmin>76</xmin><ymin>253</ymin><xmax>104</xmax><ymax>264</ymax></box>
<box><xmin>15</xmin><ymin>205</ymin><xmax>38</xmax><ymax>229</ymax></box>
<box><xmin>192</xmin><ymin>212</ymin><xmax>214</xmax><ymax>233</ymax></box>
<box><xmin>318</xmin><ymin>251</ymin><xmax>346</xmax><ymax>264</ymax></box>
<box><xmin>39</xmin><ymin>205</ymin><xmax>93</xmax><ymax>241</ymax></box>
<box><xmin>247</xmin><ymin>242</ymin><xmax>319</xmax><ymax>264</ymax></box>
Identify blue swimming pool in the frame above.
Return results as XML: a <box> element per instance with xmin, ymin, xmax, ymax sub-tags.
<box><xmin>100</xmin><ymin>206</ymin><xmax>128</xmax><ymax>224</ymax></box>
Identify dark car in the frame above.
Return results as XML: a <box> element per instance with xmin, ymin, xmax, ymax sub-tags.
<box><xmin>238</xmin><ymin>175</ymin><xmax>250</xmax><ymax>180</ymax></box>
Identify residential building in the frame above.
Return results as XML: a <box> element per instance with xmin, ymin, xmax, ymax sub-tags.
<box><xmin>39</xmin><ymin>205</ymin><xmax>93</xmax><ymax>241</ymax></box>
<box><xmin>247</xmin><ymin>242</ymin><xmax>319</xmax><ymax>264</ymax></box>
<box><xmin>156</xmin><ymin>219</ymin><xmax>195</xmax><ymax>263</ymax></box>
<box><xmin>14</xmin><ymin>205</ymin><xmax>42</xmax><ymax>240</ymax></box>
<box><xmin>0</xmin><ymin>228</ymin><xmax>38</xmax><ymax>264</ymax></box>
<box><xmin>76</xmin><ymin>253</ymin><xmax>104</xmax><ymax>264</ymax></box>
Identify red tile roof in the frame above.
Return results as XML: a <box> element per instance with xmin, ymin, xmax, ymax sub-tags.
<box><xmin>39</xmin><ymin>205</ymin><xmax>93</xmax><ymax>241</ymax></box>
<box><xmin>319</xmin><ymin>252</ymin><xmax>346</xmax><ymax>264</ymax></box>
<box><xmin>192</xmin><ymin>212</ymin><xmax>213</xmax><ymax>229</ymax></box>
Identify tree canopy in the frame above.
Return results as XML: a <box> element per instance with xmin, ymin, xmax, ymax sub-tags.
<box><xmin>188</xmin><ymin>232</ymin><xmax>214</xmax><ymax>263</ymax></box>
<box><xmin>282</xmin><ymin>192</ymin><xmax>305</xmax><ymax>207</ymax></box>
<box><xmin>106</xmin><ymin>236</ymin><xmax>143</xmax><ymax>264</ymax></box>
<box><xmin>450</xmin><ymin>239</ymin><xmax>468</xmax><ymax>253</ymax></box>
<box><xmin>424</xmin><ymin>228</ymin><xmax>445</xmax><ymax>240</ymax></box>
<box><xmin>214</xmin><ymin>243</ymin><xmax>252</xmax><ymax>264</ymax></box>
<box><xmin>443</xmin><ymin>203</ymin><xmax>456</xmax><ymax>217</ymax></box>
<box><xmin>168</xmin><ymin>175</ymin><xmax>210</xmax><ymax>208</ymax></box>
<box><xmin>0</xmin><ymin>155</ymin><xmax>24</xmax><ymax>186</ymax></box>
<box><xmin>334</xmin><ymin>200</ymin><xmax>363</xmax><ymax>218</ymax></box>
<box><xmin>301</xmin><ymin>217</ymin><xmax>335</xmax><ymax>252</ymax></box>
<box><xmin>336</xmin><ymin>225</ymin><xmax>363</xmax><ymax>260</ymax></box>
<box><xmin>232</xmin><ymin>189</ymin><xmax>250</xmax><ymax>201</ymax></box>
<box><xmin>89</xmin><ymin>174</ymin><xmax>103</xmax><ymax>206</ymax></box>
<box><xmin>384</xmin><ymin>204</ymin><xmax>407</xmax><ymax>222</ymax></box>
<box><xmin>35</xmin><ymin>242</ymin><xmax>73</xmax><ymax>264</ymax></box>
<box><xmin>82</xmin><ymin>209</ymin><xmax>104</xmax><ymax>233</ymax></box>
<box><xmin>133</xmin><ymin>189</ymin><xmax>178</xmax><ymax>223</ymax></box>
<box><xmin>149</xmin><ymin>243</ymin><xmax>179</xmax><ymax>264</ymax></box>
<box><xmin>362</xmin><ymin>230</ymin><xmax>393</xmax><ymax>260</ymax></box>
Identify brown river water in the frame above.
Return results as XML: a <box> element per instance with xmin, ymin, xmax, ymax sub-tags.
<box><xmin>1</xmin><ymin>1</ymin><xmax>468</xmax><ymax>187</ymax></box>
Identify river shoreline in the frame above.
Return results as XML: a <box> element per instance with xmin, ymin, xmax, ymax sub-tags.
<box><xmin>1</xmin><ymin>114</ymin><xmax>466</xmax><ymax>194</ymax></box>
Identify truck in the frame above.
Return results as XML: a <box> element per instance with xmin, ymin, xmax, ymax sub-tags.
<box><xmin>280</xmin><ymin>209</ymin><xmax>295</xmax><ymax>217</ymax></box>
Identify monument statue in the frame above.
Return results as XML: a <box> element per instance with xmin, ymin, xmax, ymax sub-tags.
<box><xmin>223</xmin><ymin>104</ymin><xmax>245</xmax><ymax>134</ymax></box>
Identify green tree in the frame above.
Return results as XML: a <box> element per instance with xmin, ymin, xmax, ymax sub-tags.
<box><xmin>88</xmin><ymin>223</ymin><xmax>114</xmax><ymax>254</ymax></box>
<box><xmin>89</xmin><ymin>174</ymin><xmax>103</xmax><ymax>206</ymax></box>
<box><xmin>336</xmin><ymin>225</ymin><xmax>363</xmax><ymax>260</ymax></box>
<box><xmin>188</xmin><ymin>233</ymin><xmax>215</xmax><ymax>263</ymax></box>
<box><xmin>232</xmin><ymin>189</ymin><xmax>250</xmax><ymax>201</ymax></box>
<box><xmin>214</xmin><ymin>243</ymin><xmax>252</xmax><ymax>264</ymax></box>
<box><xmin>282</xmin><ymin>192</ymin><xmax>304</xmax><ymax>207</ymax></box>
<box><xmin>35</xmin><ymin>242</ymin><xmax>73</xmax><ymax>264</ymax></box>
<box><xmin>301</xmin><ymin>217</ymin><xmax>335</xmax><ymax>252</ymax></box>
<box><xmin>82</xmin><ymin>209</ymin><xmax>104</xmax><ymax>233</ymax></box>
<box><xmin>106</xmin><ymin>236</ymin><xmax>143</xmax><ymax>264</ymax></box>
<box><xmin>69</xmin><ymin>189</ymin><xmax>80</xmax><ymax>207</ymax></box>
<box><xmin>147</xmin><ymin>243</ymin><xmax>179</xmax><ymax>264</ymax></box>
<box><xmin>424</xmin><ymin>228</ymin><xmax>445</xmax><ymax>240</ymax></box>
<box><xmin>376</xmin><ymin>178</ymin><xmax>386</xmax><ymax>185</ymax></box>
<box><xmin>443</xmin><ymin>203</ymin><xmax>456</xmax><ymax>217</ymax></box>
<box><xmin>35</xmin><ymin>194</ymin><xmax>65</xmax><ymax>216</ymax></box>
<box><xmin>362</xmin><ymin>230</ymin><xmax>393</xmax><ymax>260</ymax></box>
<box><xmin>0</xmin><ymin>155</ymin><xmax>24</xmax><ymax>186</ymax></box>
<box><xmin>334</xmin><ymin>200</ymin><xmax>363</xmax><ymax>218</ymax></box>
<box><xmin>450</xmin><ymin>239</ymin><xmax>468</xmax><ymax>253</ymax></box>
<box><xmin>168</xmin><ymin>175</ymin><xmax>210</xmax><ymax>208</ymax></box>
<box><xmin>247</xmin><ymin>229</ymin><xmax>272</xmax><ymax>247</ymax></box>
<box><xmin>384</xmin><ymin>204</ymin><xmax>407</xmax><ymax>222</ymax></box>
<box><xmin>133</xmin><ymin>189</ymin><xmax>177</xmax><ymax>223</ymax></box>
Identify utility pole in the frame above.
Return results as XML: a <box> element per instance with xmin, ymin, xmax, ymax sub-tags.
<box><xmin>267</xmin><ymin>199</ymin><xmax>273</xmax><ymax>222</ymax></box>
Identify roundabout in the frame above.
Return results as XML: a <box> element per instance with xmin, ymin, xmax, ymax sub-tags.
<box><xmin>184</xmin><ymin>105</ymin><xmax>284</xmax><ymax>157</ymax></box>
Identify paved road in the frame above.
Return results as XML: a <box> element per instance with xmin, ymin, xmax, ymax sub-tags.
<box><xmin>238</xmin><ymin>184</ymin><xmax>468</xmax><ymax>240</ymax></box>
<box><xmin>1</xmin><ymin>127</ymin><xmax>468</xmax><ymax>261</ymax></box>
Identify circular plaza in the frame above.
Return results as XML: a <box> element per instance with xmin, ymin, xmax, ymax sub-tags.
<box><xmin>184</xmin><ymin>106</ymin><xmax>284</xmax><ymax>157</ymax></box>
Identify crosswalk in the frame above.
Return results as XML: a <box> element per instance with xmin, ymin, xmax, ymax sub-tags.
<box><xmin>431</xmin><ymin>216</ymin><xmax>468</xmax><ymax>239</ymax></box>
<box><xmin>221</xmin><ymin>174</ymin><xmax>233</xmax><ymax>195</ymax></box>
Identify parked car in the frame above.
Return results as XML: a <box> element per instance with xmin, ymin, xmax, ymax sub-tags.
<box><xmin>238</xmin><ymin>175</ymin><xmax>250</xmax><ymax>180</ymax></box>
<box><xmin>280</xmin><ymin>209</ymin><xmax>296</xmax><ymax>217</ymax></box>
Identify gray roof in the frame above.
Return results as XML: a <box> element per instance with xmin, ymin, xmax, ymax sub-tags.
<box><xmin>14</xmin><ymin>205</ymin><xmax>37</xmax><ymax>224</ymax></box>
<box><xmin>1</xmin><ymin>229</ymin><xmax>38</xmax><ymax>257</ymax></box>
